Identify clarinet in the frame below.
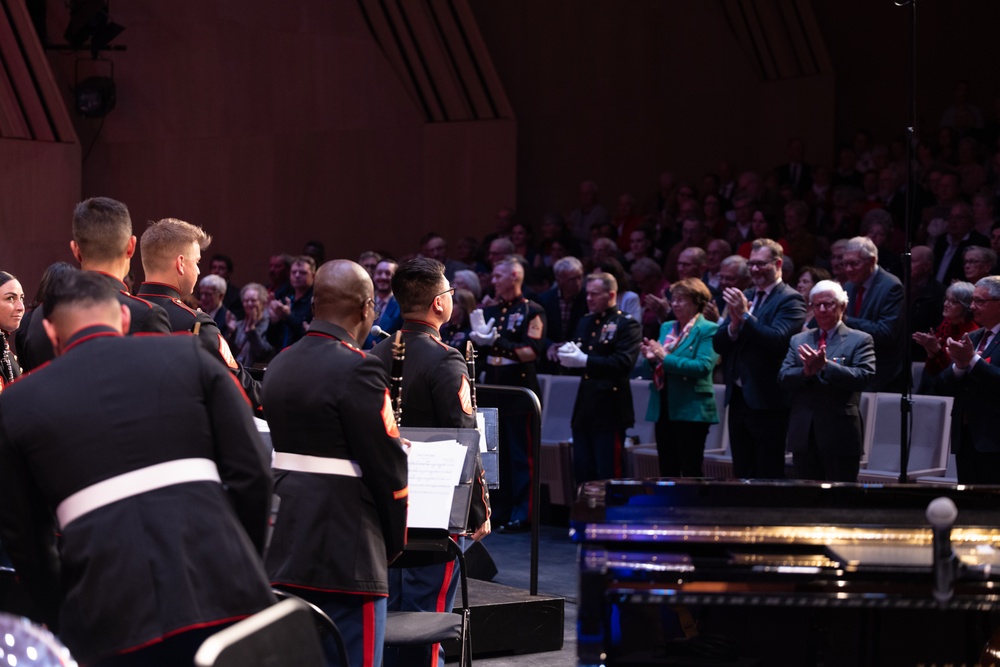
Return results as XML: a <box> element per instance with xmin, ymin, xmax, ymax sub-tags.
<box><xmin>390</xmin><ymin>330</ymin><xmax>405</xmax><ymax>426</ymax></box>
<box><xmin>465</xmin><ymin>340</ymin><xmax>478</xmax><ymax>412</ymax></box>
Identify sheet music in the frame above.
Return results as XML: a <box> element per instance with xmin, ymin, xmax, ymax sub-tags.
<box><xmin>476</xmin><ymin>412</ymin><xmax>487</xmax><ymax>452</ymax></box>
<box><xmin>406</xmin><ymin>440</ymin><xmax>468</xmax><ymax>529</ymax></box>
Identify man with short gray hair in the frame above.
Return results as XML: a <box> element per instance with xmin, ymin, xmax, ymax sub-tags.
<box><xmin>779</xmin><ymin>280</ymin><xmax>875</xmax><ymax>481</ymax></box>
<box><xmin>840</xmin><ymin>236</ymin><xmax>905</xmax><ymax>391</ymax></box>
<box><xmin>537</xmin><ymin>256</ymin><xmax>587</xmax><ymax>374</ymax></box>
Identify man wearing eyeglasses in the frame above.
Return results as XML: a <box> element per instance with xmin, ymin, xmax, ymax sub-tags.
<box><xmin>714</xmin><ymin>238</ymin><xmax>806</xmax><ymax>479</ymax></box>
<box><xmin>364</xmin><ymin>258</ymin><xmax>403</xmax><ymax>348</ymax></box>
<box><xmin>939</xmin><ymin>275</ymin><xmax>1000</xmax><ymax>483</ymax></box>
<box><xmin>779</xmin><ymin>280</ymin><xmax>875</xmax><ymax>482</ymax></box>
<box><xmin>372</xmin><ymin>257</ymin><xmax>490</xmax><ymax>667</ymax></box>
<box><xmin>840</xmin><ymin>236</ymin><xmax>905</xmax><ymax>392</ymax></box>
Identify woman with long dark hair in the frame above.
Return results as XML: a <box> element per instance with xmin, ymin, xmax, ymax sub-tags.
<box><xmin>0</xmin><ymin>271</ymin><xmax>26</xmax><ymax>390</ymax></box>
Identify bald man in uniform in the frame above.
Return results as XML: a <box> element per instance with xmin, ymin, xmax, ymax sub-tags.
<box><xmin>263</xmin><ymin>260</ymin><xmax>408</xmax><ymax>667</ymax></box>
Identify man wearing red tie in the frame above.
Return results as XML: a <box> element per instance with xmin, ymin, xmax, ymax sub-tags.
<box><xmin>940</xmin><ymin>276</ymin><xmax>1000</xmax><ymax>483</ymax></box>
<box><xmin>778</xmin><ymin>280</ymin><xmax>876</xmax><ymax>482</ymax></box>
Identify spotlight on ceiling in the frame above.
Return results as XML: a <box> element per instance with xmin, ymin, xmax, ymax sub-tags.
<box><xmin>74</xmin><ymin>59</ymin><xmax>116</xmax><ymax>118</ymax></box>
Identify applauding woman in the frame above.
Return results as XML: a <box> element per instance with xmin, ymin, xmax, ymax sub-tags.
<box><xmin>639</xmin><ymin>278</ymin><xmax>719</xmax><ymax>477</ymax></box>
<box><xmin>225</xmin><ymin>282</ymin><xmax>276</xmax><ymax>368</ymax></box>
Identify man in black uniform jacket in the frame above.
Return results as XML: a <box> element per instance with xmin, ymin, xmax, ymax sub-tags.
<box><xmin>469</xmin><ymin>255</ymin><xmax>546</xmax><ymax>532</ymax></box>
<box><xmin>372</xmin><ymin>257</ymin><xmax>490</xmax><ymax>667</ymax></box>
<box><xmin>137</xmin><ymin>217</ymin><xmax>263</xmax><ymax>411</ymax></box>
<box><xmin>558</xmin><ymin>271</ymin><xmax>641</xmax><ymax>482</ymax></box>
<box><xmin>263</xmin><ymin>260</ymin><xmax>408</xmax><ymax>667</ymax></box>
<box><xmin>18</xmin><ymin>197</ymin><xmax>171</xmax><ymax>373</ymax></box>
<box><xmin>0</xmin><ymin>271</ymin><xmax>274</xmax><ymax>666</ymax></box>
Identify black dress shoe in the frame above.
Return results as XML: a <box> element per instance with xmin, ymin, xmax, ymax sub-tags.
<box><xmin>496</xmin><ymin>519</ymin><xmax>530</xmax><ymax>533</ymax></box>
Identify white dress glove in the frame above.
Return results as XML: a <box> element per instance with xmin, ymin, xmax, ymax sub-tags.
<box><xmin>469</xmin><ymin>309</ymin><xmax>496</xmax><ymax>335</ymax></box>
<box><xmin>557</xmin><ymin>342</ymin><xmax>588</xmax><ymax>368</ymax></box>
<box><xmin>469</xmin><ymin>329</ymin><xmax>499</xmax><ymax>346</ymax></box>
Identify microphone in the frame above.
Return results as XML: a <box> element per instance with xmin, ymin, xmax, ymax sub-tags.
<box><xmin>926</xmin><ymin>496</ymin><xmax>959</xmax><ymax>605</ymax></box>
<box><xmin>370</xmin><ymin>325</ymin><xmax>391</xmax><ymax>340</ymax></box>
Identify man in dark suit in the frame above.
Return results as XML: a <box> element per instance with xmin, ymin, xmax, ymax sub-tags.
<box><xmin>841</xmin><ymin>236</ymin><xmax>905</xmax><ymax>392</ymax></box>
<box><xmin>18</xmin><ymin>197</ymin><xmax>171</xmax><ymax>373</ymax></box>
<box><xmin>536</xmin><ymin>256</ymin><xmax>587</xmax><ymax>374</ymax></box>
<box><xmin>714</xmin><ymin>238</ymin><xmax>807</xmax><ymax>478</ymax></box>
<box><xmin>0</xmin><ymin>271</ymin><xmax>274</xmax><ymax>666</ymax></box>
<box><xmin>779</xmin><ymin>280</ymin><xmax>876</xmax><ymax>482</ymax></box>
<box><xmin>371</xmin><ymin>257</ymin><xmax>490</xmax><ymax>667</ymax></box>
<box><xmin>774</xmin><ymin>137</ymin><xmax>813</xmax><ymax>198</ymax></box>
<box><xmin>263</xmin><ymin>260</ymin><xmax>408</xmax><ymax>667</ymax></box>
<box><xmin>934</xmin><ymin>202</ymin><xmax>991</xmax><ymax>286</ymax></box>
<box><xmin>938</xmin><ymin>276</ymin><xmax>1000</xmax><ymax>484</ymax></box>
<box><xmin>557</xmin><ymin>271</ymin><xmax>641</xmax><ymax>483</ymax></box>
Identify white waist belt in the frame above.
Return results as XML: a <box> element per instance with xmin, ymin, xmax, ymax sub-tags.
<box><xmin>273</xmin><ymin>452</ymin><xmax>362</xmax><ymax>478</ymax></box>
<box><xmin>57</xmin><ymin>458</ymin><xmax>221</xmax><ymax>529</ymax></box>
<box><xmin>486</xmin><ymin>355</ymin><xmax>519</xmax><ymax>366</ymax></box>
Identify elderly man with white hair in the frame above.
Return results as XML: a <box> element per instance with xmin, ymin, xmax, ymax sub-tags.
<box><xmin>778</xmin><ymin>280</ymin><xmax>876</xmax><ymax>482</ymax></box>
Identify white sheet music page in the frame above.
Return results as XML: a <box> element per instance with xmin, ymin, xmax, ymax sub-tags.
<box><xmin>406</xmin><ymin>440</ymin><xmax>467</xmax><ymax>529</ymax></box>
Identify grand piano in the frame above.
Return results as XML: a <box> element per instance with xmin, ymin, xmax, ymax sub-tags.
<box><xmin>572</xmin><ymin>480</ymin><xmax>1000</xmax><ymax>666</ymax></box>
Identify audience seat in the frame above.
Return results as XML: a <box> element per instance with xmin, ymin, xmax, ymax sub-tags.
<box><xmin>857</xmin><ymin>393</ymin><xmax>952</xmax><ymax>483</ymax></box>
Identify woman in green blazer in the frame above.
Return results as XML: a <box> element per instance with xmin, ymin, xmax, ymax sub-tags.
<box><xmin>639</xmin><ymin>278</ymin><xmax>719</xmax><ymax>476</ymax></box>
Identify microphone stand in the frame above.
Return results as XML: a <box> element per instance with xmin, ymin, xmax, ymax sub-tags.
<box><xmin>897</xmin><ymin>0</ymin><xmax>917</xmax><ymax>482</ymax></box>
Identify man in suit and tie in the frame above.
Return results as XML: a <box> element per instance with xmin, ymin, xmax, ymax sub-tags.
<box><xmin>938</xmin><ymin>275</ymin><xmax>1000</xmax><ymax>483</ymax></box>
<box><xmin>714</xmin><ymin>238</ymin><xmax>807</xmax><ymax>478</ymax></box>
<box><xmin>536</xmin><ymin>256</ymin><xmax>587</xmax><ymax>374</ymax></box>
<box><xmin>934</xmin><ymin>202</ymin><xmax>991</xmax><ymax>286</ymax></box>
<box><xmin>779</xmin><ymin>280</ymin><xmax>876</xmax><ymax>482</ymax></box>
<box><xmin>841</xmin><ymin>236</ymin><xmax>905</xmax><ymax>392</ymax></box>
<box><xmin>775</xmin><ymin>137</ymin><xmax>813</xmax><ymax>198</ymax></box>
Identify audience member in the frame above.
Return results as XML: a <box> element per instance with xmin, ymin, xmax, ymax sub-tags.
<box><xmin>973</xmin><ymin>192</ymin><xmax>997</xmax><ymax>238</ymax></box>
<box><xmin>829</xmin><ymin>238</ymin><xmax>851</xmax><ymax>284</ymax></box>
<box><xmin>713</xmin><ymin>238</ymin><xmax>806</xmax><ymax>479</ymax></box>
<box><xmin>365</xmin><ymin>258</ymin><xmax>402</xmax><ymax>347</ymax></box>
<box><xmin>452</xmin><ymin>269</ymin><xmax>482</xmax><ymax>302</ymax></box>
<box><xmin>624</xmin><ymin>225</ymin><xmax>661</xmax><ymax>272</ymax></box>
<box><xmin>358</xmin><ymin>250</ymin><xmax>382</xmax><ymax>276</ymax></box>
<box><xmin>419</xmin><ymin>232</ymin><xmax>465</xmax><ymax>280</ymax></box>
<box><xmin>703</xmin><ymin>239</ymin><xmax>731</xmax><ymax>290</ymax></box>
<box><xmin>197</xmin><ymin>273</ymin><xmax>229</xmax><ymax>331</ymax></box>
<box><xmin>841</xmin><ymin>236</ymin><xmax>905</xmax><ymax>392</ymax></box>
<box><xmin>209</xmin><ymin>253</ymin><xmax>244</xmax><ymax>319</ymax></box>
<box><xmin>568</xmin><ymin>180</ymin><xmax>611</xmax><ymax>248</ymax></box>
<box><xmin>266</xmin><ymin>255</ymin><xmax>315</xmax><ymax>350</ymax></box>
<box><xmin>509</xmin><ymin>222</ymin><xmax>538</xmax><ymax>267</ymax></box>
<box><xmin>266</xmin><ymin>253</ymin><xmax>293</xmax><ymax>301</ymax></box>
<box><xmin>225</xmin><ymin>282</ymin><xmax>275</xmax><ymax>368</ymax></box>
<box><xmin>783</xmin><ymin>200</ymin><xmax>818</xmax><ymax>269</ymax></box>
<box><xmin>557</xmin><ymin>272</ymin><xmax>640</xmax><ymax>483</ymax></box>
<box><xmin>937</xmin><ymin>276</ymin><xmax>1000</xmax><ymax>483</ymax></box>
<box><xmin>630</xmin><ymin>257</ymin><xmax>670</xmax><ymax>340</ymax></box>
<box><xmin>963</xmin><ymin>246</ymin><xmax>996</xmax><ymax>285</ymax></box>
<box><xmin>934</xmin><ymin>202</ymin><xmax>991</xmax><ymax>285</ymax></box>
<box><xmin>482</xmin><ymin>206</ymin><xmax>515</xmax><ymax>249</ymax></box>
<box><xmin>779</xmin><ymin>280</ymin><xmax>875</xmax><ymax>482</ymax></box>
<box><xmin>613</xmin><ymin>193</ymin><xmax>644</xmax><ymax>253</ymax></box>
<box><xmin>537</xmin><ymin>256</ymin><xmax>587</xmax><ymax>375</ymax></box>
<box><xmin>440</xmin><ymin>287</ymin><xmax>476</xmax><ymax>349</ymax></box>
<box><xmin>909</xmin><ymin>245</ymin><xmax>947</xmax><ymax>363</ymax></box>
<box><xmin>775</xmin><ymin>137</ymin><xmax>813</xmax><ymax>198</ymax></box>
<box><xmin>639</xmin><ymin>277</ymin><xmax>719</xmax><ymax>477</ymax></box>
<box><xmin>795</xmin><ymin>266</ymin><xmax>832</xmax><ymax>329</ymax></box>
<box><xmin>738</xmin><ymin>209</ymin><xmax>789</xmax><ymax>258</ymax></box>
<box><xmin>664</xmin><ymin>218</ymin><xmax>710</xmax><ymax>281</ymax></box>
<box><xmin>861</xmin><ymin>209</ymin><xmax>903</xmax><ymax>278</ymax></box>
<box><xmin>913</xmin><ymin>281</ymin><xmax>977</xmax><ymax>393</ymax></box>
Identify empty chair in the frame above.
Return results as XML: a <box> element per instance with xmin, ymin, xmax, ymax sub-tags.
<box><xmin>384</xmin><ymin>531</ymin><xmax>472</xmax><ymax>667</ymax></box>
<box><xmin>539</xmin><ymin>375</ymin><xmax>580</xmax><ymax>444</ymax></box>
<box><xmin>703</xmin><ymin>384</ymin><xmax>729</xmax><ymax>455</ymax></box>
<box><xmin>539</xmin><ymin>440</ymin><xmax>575</xmax><ymax>505</ymax></box>
<box><xmin>195</xmin><ymin>597</ymin><xmax>329</xmax><ymax>667</ymax></box>
<box><xmin>858</xmin><ymin>393</ymin><xmax>952</xmax><ymax>483</ymax></box>
<box><xmin>858</xmin><ymin>392</ymin><xmax>875</xmax><ymax>466</ymax></box>
<box><xmin>917</xmin><ymin>453</ymin><xmax>958</xmax><ymax>486</ymax></box>
<box><xmin>628</xmin><ymin>443</ymin><xmax>661</xmax><ymax>478</ymax></box>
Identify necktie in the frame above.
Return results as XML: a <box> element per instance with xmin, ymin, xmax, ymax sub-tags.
<box><xmin>818</xmin><ymin>329</ymin><xmax>827</xmax><ymax>351</ymax></box>
<box><xmin>976</xmin><ymin>330</ymin><xmax>993</xmax><ymax>355</ymax></box>
<box><xmin>751</xmin><ymin>290</ymin><xmax>766</xmax><ymax>314</ymax></box>
<box><xmin>853</xmin><ymin>285</ymin><xmax>865</xmax><ymax>317</ymax></box>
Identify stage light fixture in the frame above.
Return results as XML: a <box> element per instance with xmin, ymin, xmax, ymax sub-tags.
<box><xmin>74</xmin><ymin>59</ymin><xmax>116</xmax><ymax>118</ymax></box>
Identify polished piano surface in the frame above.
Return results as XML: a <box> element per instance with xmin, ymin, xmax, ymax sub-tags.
<box><xmin>572</xmin><ymin>479</ymin><xmax>1000</xmax><ymax>666</ymax></box>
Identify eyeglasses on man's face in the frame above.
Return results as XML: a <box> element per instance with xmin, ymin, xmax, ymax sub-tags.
<box><xmin>429</xmin><ymin>286</ymin><xmax>456</xmax><ymax>307</ymax></box>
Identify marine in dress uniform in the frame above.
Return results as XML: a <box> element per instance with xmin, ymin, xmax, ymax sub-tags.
<box><xmin>469</xmin><ymin>256</ymin><xmax>545</xmax><ymax>531</ymax></box>
<box><xmin>558</xmin><ymin>272</ymin><xmax>641</xmax><ymax>483</ymax></box>
<box><xmin>263</xmin><ymin>260</ymin><xmax>408</xmax><ymax>667</ymax></box>
<box><xmin>138</xmin><ymin>217</ymin><xmax>262</xmax><ymax>410</ymax></box>
<box><xmin>371</xmin><ymin>258</ymin><xmax>490</xmax><ymax>667</ymax></box>
<box><xmin>0</xmin><ymin>271</ymin><xmax>274</xmax><ymax>666</ymax></box>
